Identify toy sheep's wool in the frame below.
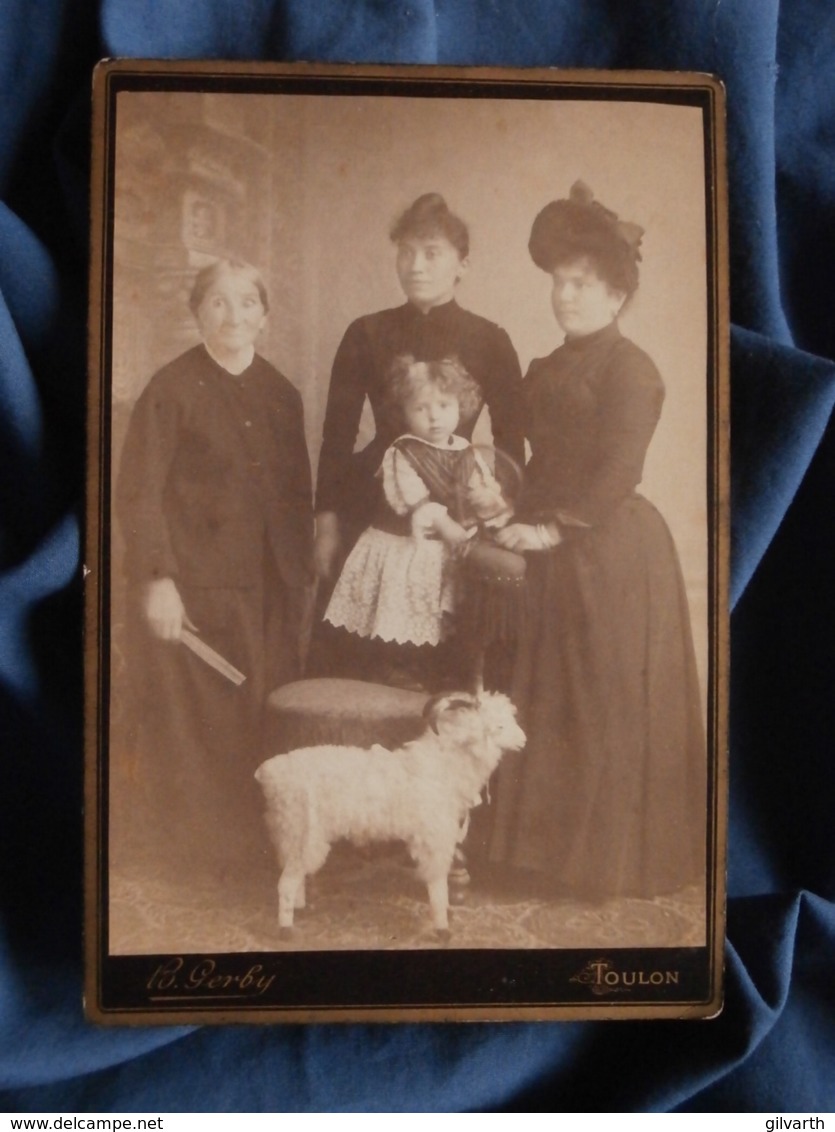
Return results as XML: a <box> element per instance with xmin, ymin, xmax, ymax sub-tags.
<box><xmin>255</xmin><ymin>691</ymin><xmax>525</xmax><ymax>938</ymax></box>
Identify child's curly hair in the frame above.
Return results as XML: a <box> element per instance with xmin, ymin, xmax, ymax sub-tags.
<box><xmin>385</xmin><ymin>354</ymin><xmax>483</xmax><ymax>430</ymax></box>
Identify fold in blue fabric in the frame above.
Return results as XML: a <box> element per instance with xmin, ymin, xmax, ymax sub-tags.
<box><xmin>1</xmin><ymin>0</ymin><xmax>834</xmax><ymax>1113</ymax></box>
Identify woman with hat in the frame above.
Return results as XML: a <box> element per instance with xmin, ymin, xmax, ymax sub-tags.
<box><xmin>488</xmin><ymin>182</ymin><xmax>706</xmax><ymax>900</ymax></box>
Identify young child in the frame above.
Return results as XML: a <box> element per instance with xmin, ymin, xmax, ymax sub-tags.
<box><xmin>323</xmin><ymin>355</ymin><xmax>511</xmax><ymax>689</ymax></box>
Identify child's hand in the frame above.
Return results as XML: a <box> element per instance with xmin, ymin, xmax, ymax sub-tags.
<box><xmin>434</xmin><ymin>514</ymin><xmax>471</xmax><ymax>550</ymax></box>
<box><xmin>411</xmin><ymin>501</ymin><xmax>444</xmax><ymax>539</ymax></box>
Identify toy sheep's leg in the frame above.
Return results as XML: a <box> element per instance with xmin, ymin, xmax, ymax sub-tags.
<box><xmin>448</xmin><ymin>846</ymin><xmax>471</xmax><ymax>905</ymax></box>
<box><xmin>426</xmin><ymin>875</ymin><xmax>451</xmax><ymax>939</ymax></box>
<box><xmin>295</xmin><ymin>876</ymin><xmax>306</xmax><ymax>910</ymax></box>
<box><xmin>277</xmin><ymin>865</ymin><xmax>305</xmax><ymax>934</ymax></box>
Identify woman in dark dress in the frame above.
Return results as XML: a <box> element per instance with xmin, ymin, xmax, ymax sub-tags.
<box><xmin>311</xmin><ymin>192</ymin><xmax>525</xmax><ymax>686</ymax></box>
<box><xmin>314</xmin><ymin>192</ymin><xmax>525</xmax><ymax>582</ymax></box>
<box><xmin>116</xmin><ymin>258</ymin><xmax>314</xmax><ymax>872</ymax></box>
<box><xmin>488</xmin><ymin>183</ymin><xmax>706</xmax><ymax>899</ymax></box>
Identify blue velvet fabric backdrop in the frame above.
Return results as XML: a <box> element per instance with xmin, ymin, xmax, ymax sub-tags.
<box><xmin>1</xmin><ymin>0</ymin><xmax>833</xmax><ymax>1113</ymax></box>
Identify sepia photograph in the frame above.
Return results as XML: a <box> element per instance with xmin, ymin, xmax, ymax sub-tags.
<box><xmin>85</xmin><ymin>62</ymin><xmax>728</xmax><ymax>1022</ymax></box>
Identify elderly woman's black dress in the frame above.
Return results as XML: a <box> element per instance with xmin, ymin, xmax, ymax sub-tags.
<box><xmin>488</xmin><ymin>321</ymin><xmax>706</xmax><ymax>899</ymax></box>
<box><xmin>115</xmin><ymin>345</ymin><xmax>314</xmax><ymax>870</ymax></box>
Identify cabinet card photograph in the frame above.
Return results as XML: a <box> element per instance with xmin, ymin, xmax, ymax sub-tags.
<box><xmin>85</xmin><ymin>62</ymin><xmax>729</xmax><ymax>1022</ymax></box>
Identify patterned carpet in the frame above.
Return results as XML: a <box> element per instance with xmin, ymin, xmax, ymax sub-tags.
<box><xmin>109</xmin><ymin>842</ymin><xmax>706</xmax><ymax>954</ymax></box>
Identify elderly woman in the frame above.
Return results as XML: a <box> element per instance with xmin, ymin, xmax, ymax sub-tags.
<box><xmin>116</xmin><ymin>257</ymin><xmax>314</xmax><ymax>871</ymax></box>
<box><xmin>488</xmin><ymin>183</ymin><xmax>706</xmax><ymax>900</ymax></box>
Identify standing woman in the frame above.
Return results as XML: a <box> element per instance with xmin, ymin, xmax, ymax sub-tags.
<box><xmin>489</xmin><ymin>182</ymin><xmax>705</xmax><ymax>900</ymax></box>
<box><xmin>116</xmin><ymin>258</ymin><xmax>314</xmax><ymax>871</ymax></box>
<box><xmin>314</xmin><ymin>192</ymin><xmax>525</xmax><ymax>588</ymax></box>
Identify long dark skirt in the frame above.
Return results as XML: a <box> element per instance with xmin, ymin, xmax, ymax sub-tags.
<box><xmin>487</xmin><ymin>496</ymin><xmax>706</xmax><ymax>899</ymax></box>
<box><xmin>113</xmin><ymin>565</ymin><xmax>303</xmax><ymax>875</ymax></box>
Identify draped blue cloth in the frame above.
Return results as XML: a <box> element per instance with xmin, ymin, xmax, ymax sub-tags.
<box><xmin>1</xmin><ymin>0</ymin><xmax>834</xmax><ymax>1113</ymax></box>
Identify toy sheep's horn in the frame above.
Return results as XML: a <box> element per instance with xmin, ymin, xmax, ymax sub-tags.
<box><xmin>423</xmin><ymin>692</ymin><xmax>479</xmax><ymax>733</ymax></box>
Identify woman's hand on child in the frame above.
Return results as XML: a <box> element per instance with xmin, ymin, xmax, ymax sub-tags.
<box><xmin>314</xmin><ymin>512</ymin><xmax>342</xmax><ymax>579</ymax></box>
<box><xmin>144</xmin><ymin>577</ymin><xmax>196</xmax><ymax>641</ymax></box>
<box><xmin>495</xmin><ymin>523</ymin><xmax>561</xmax><ymax>553</ymax></box>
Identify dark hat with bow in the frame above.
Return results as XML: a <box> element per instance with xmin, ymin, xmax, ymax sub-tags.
<box><xmin>528</xmin><ymin>181</ymin><xmax>644</xmax><ymax>285</ymax></box>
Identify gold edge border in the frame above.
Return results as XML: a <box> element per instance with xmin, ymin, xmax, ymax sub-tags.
<box><xmin>83</xmin><ymin>60</ymin><xmax>113</xmax><ymax>1023</ymax></box>
<box><xmin>87</xmin><ymin>1001</ymin><xmax>723</xmax><ymax>1027</ymax></box>
<box><xmin>708</xmin><ymin>75</ymin><xmax>731</xmax><ymax>1018</ymax></box>
<box><xmin>94</xmin><ymin>57</ymin><xmax>728</xmax><ymax>89</ymax></box>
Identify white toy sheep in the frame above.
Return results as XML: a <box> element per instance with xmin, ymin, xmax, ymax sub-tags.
<box><xmin>254</xmin><ymin>691</ymin><xmax>525</xmax><ymax>940</ymax></box>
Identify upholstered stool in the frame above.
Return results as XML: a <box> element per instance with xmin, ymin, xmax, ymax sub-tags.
<box><xmin>265</xmin><ymin>677</ymin><xmax>428</xmax><ymax>755</ymax></box>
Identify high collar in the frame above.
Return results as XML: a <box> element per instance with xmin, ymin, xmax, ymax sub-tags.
<box><xmin>561</xmin><ymin>319</ymin><xmax>622</xmax><ymax>353</ymax></box>
<box><xmin>402</xmin><ymin>298</ymin><xmax>460</xmax><ymax>320</ymax></box>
